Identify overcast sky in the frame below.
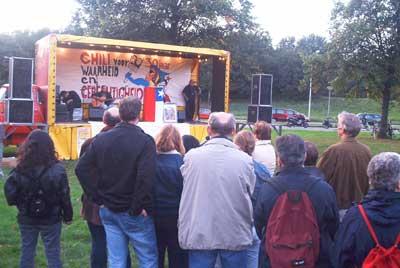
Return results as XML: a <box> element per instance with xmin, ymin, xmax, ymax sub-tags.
<box><xmin>0</xmin><ymin>0</ymin><xmax>344</xmax><ymax>45</ymax></box>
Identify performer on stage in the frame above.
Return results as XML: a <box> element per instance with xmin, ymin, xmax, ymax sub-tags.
<box><xmin>91</xmin><ymin>88</ymin><xmax>113</xmax><ymax>108</ymax></box>
<box><xmin>60</xmin><ymin>90</ymin><xmax>82</xmax><ymax>120</ymax></box>
<box><xmin>182</xmin><ymin>80</ymin><xmax>201</xmax><ymax>122</ymax></box>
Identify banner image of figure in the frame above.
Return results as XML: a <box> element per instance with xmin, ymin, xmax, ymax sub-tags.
<box><xmin>182</xmin><ymin>80</ymin><xmax>201</xmax><ymax>122</ymax></box>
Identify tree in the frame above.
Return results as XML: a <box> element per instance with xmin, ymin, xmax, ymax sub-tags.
<box><xmin>224</xmin><ymin>31</ymin><xmax>273</xmax><ymax>98</ymax></box>
<box><xmin>297</xmin><ymin>35</ymin><xmax>332</xmax><ymax>96</ymax></box>
<box><xmin>266</xmin><ymin>37</ymin><xmax>305</xmax><ymax>99</ymax></box>
<box><xmin>297</xmin><ymin>34</ymin><xmax>327</xmax><ymax>56</ymax></box>
<box><xmin>329</xmin><ymin>0</ymin><xmax>400</xmax><ymax>138</ymax></box>
<box><xmin>70</xmin><ymin>0</ymin><xmax>255</xmax><ymax>46</ymax></box>
<box><xmin>69</xmin><ymin>0</ymin><xmax>273</xmax><ymax>98</ymax></box>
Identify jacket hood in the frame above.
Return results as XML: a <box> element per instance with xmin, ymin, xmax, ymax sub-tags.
<box><xmin>253</xmin><ymin>160</ymin><xmax>270</xmax><ymax>182</ymax></box>
<box><xmin>362</xmin><ymin>190</ymin><xmax>400</xmax><ymax>226</ymax></box>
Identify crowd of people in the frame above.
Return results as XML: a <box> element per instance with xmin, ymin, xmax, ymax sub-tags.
<box><xmin>3</xmin><ymin>96</ymin><xmax>400</xmax><ymax>268</ymax></box>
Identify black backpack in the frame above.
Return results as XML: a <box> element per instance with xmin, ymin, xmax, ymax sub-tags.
<box><xmin>25</xmin><ymin>168</ymin><xmax>51</xmax><ymax>218</ymax></box>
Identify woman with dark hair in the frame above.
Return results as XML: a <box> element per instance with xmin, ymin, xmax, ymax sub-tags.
<box><xmin>154</xmin><ymin>125</ymin><xmax>188</xmax><ymax>268</ymax></box>
<box><xmin>182</xmin><ymin>135</ymin><xmax>200</xmax><ymax>153</ymax></box>
<box><xmin>4</xmin><ymin>130</ymin><xmax>73</xmax><ymax>268</ymax></box>
<box><xmin>304</xmin><ymin>141</ymin><xmax>325</xmax><ymax>179</ymax></box>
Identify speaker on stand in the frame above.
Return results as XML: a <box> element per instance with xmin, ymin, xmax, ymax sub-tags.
<box><xmin>247</xmin><ymin>74</ymin><xmax>273</xmax><ymax>123</ymax></box>
<box><xmin>7</xmin><ymin>57</ymin><xmax>35</xmax><ymax>124</ymax></box>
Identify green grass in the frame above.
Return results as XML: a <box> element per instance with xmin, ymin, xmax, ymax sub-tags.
<box><xmin>0</xmin><ymin>161</ymin><xmax>139</xmax><ymax>268</ymax></box>
<box><xmin>230</xmin><ymin>96</ymin><xmax>400</xmax><ymax>123</ymax></box>
<box><xmin>0</xmin><ymin>130</ymin><xmax>399</xmax><ymax>267</ymax></box>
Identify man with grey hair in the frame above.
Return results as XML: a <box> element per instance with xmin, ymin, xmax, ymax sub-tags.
<box><xmin>317</xmin><ymin>111</ymin><xmax>372</xmax><ymax>220</ymax></box>
<box><xmin>178</xmin><ymin>112</ymin><xmax>256</xmax><ymax>268</ymax></box>
<box><xmin>76</xmin><ymin>96</ymin><xmax>158</xmax><ymax>267</ymax></box>
<box><xmin>254</xmin><ymin>135</ymin><xmax>338</xmax><ymax>268</ymax></box>
<box><xmin>332</xmin><ymin>152</ymin><xmax>400</xmax><ymax>267</ymax></box>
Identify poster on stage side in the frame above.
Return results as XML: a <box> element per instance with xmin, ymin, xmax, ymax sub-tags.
<box><xmin>56</xmin><ymin>48</ymin><xmax>192</xmax><ymax>106</ymax></box>
<box><xmin>76</xmin><ymin>126</ymin><xmax>91</xmax><ymax>157</ymax></box>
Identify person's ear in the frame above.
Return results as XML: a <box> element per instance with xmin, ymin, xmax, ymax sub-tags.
<box><xmin>277</xmin><ymin>156</ymin><xmax>284</xmax><ymax>168</ymax></box>
<box><xmin>207</xmin><ymin>126</ymin><xmax>213</xmax><ymax>136</ymax></box>
<box><xmin>231</xmin><ymin>129</ymin><xmax>236</xmax><ymax>137</ymax></box>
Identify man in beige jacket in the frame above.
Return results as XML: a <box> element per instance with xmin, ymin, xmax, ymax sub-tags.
<box><xmin>178</xmin><ymin>112</ymin><xmax>256</xmax><ymax>268</ymax></box>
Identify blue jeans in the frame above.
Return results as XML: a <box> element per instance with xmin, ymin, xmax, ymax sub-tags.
<box><xmin>19</xmin><ymin>222</ymin><xmax>62</xmax><ymax>268</ymax></box>
<box><xmin>87</xmin><ymin>221</ymin><xmax>132</xmax><ymax>268</ymax></box>
<box><xmin>189</xmin><ymin>249</ymin><xmax>247</xmax><ymax>268</ymax></box>
<box><xmin>99</xmin><ymin>207</ymin><xmax>158</xmax><ymax>268</ymax></box>
<box><xmin>246</xmin><ymin>227</ymin><xmax>260</xmax><ymax>268</ymax></box>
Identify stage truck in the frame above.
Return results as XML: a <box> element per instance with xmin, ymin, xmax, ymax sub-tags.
<box><xmin>1</xmin><ymin>34</ymin><xmax>230</xmax><ymax>159</ymax></box>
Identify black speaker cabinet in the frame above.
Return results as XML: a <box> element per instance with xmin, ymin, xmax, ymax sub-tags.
<box><xmin>9</xmin><ymin>57</ymin><xmax>33</xmax><ymax>99</ymax></box>
<box><xmin>89</xmin><ymin>107</ymin><xmax>105</xmax><ymax>121</ymax></box>
<box><xmin>9</xmin><ymin>100</ymin><xmax>34</xmax><ymax>123</ymax></box>
<box><xmin>259</xmin><ymin>106</ymin><xmax>272</xmax><ymax>123</ymax></box>
<box><xmin>248</xmin><ymin>105</ymin><xmax>258</xmax><ymax>123</ymax></box>
<box><xmin>247</xmin><ymin>105</ymin><xmax>272</xmax><ymax>123</ymax></box>
<box><xmin>251</xmin><ymin>74</ymin><xmax>273</xmax><ymax>106</ymax></box>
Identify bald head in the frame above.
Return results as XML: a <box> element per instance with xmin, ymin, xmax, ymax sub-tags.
<box><xmin>103</xmin><ymin>107</ymin><xmax>121</xmax><ymax>127</ymax></box>
<box><xmin>208</xmin><ymin>112</ymin><xmax>236</xmax><ymax>137</ymax></box>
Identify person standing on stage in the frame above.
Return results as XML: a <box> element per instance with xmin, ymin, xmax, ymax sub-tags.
<box><xmin>182</xmin><ymin>80</ymin><xmax>201</xmax><ymax>122</ymax></box>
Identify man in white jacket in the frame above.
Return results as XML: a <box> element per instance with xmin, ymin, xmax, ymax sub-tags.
<box><xmin>178</xmin><ymin>112</ymin><xmax>256</xmax><ymax>268</ymax></box>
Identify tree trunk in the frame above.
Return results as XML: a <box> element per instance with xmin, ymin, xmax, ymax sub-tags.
<box><xmin>377</xmin><ymin>83</ymin><xmax>391</xmax><ymax>139</ymax></box>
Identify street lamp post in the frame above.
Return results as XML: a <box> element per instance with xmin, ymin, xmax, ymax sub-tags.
<box><xmin>308</xmin><ymin>76</ymin><xmax>312</xmax><ymax>120</ymax></box>
<box><xmin>327</xmin><ymin>86</ymin><xmax>333</xmax><ymax>117</ymax></box>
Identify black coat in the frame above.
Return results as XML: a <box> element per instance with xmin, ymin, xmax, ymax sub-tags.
<box><xmin>75</xmin><ymin>122</ymin><xmax>156</xmax><ymax>215</ymax></box>
<box><xmin>254</xmin><ymin>166</ymin><xmax>339</xmax><ymax>268</ymax></box>
<box><xmin>332</xmin><ymin>190</ymin><xmax>400</xmax><ymax>268</ymax></box>
<box><xmin>4</xmin><ymin>163</ymin><xmax>73</xmax><ymax>225</ymax></box>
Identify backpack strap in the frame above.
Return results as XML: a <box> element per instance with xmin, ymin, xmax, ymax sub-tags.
<box><xmin>265</xmin><ymin>179</ymin><xmax>288</xmax><ymax>195</ymax></box>
<box><xmin>358</xmin><ymin>204</ymin><xmax>381</xmax><ymax>246</ymax></box>
<box><xmin>25</xmin><ymin>167</ymin><xmax>50</xmax><ymax>194</ymax></box>
<box><xmin>304</xmin><ymin>177</ymin><xmax>320</xmax><ymax>194</ymax></box>
<box><xmin>266</xmin><ymin>177</ymin><xmax>320</xmax><ymax>196</ymax></box>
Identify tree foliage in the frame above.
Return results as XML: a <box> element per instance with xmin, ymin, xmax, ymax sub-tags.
<box><xmin>70</xmin><ymin>0</ymin><xmax>255</xmax><ymax>46</ymax></box>
<box><xmin>69</xmin><ymin>0</ymin><xmax>274</xmax><ymax>98</ymax></box>
<box><xmin>329</xmin><ymin>0</ymin><xmax>400</xmax><ymax>138</ymax></box>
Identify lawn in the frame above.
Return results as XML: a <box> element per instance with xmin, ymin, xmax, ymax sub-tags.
<box><xmin>230</xmin><ymin>96</ymin><xmax>400</xmax><ymax>123</ymax></box>
<box><xmin>0</xmin><ymin>130</ymin><xmax>399</xmax><ymax>267</ymax></box>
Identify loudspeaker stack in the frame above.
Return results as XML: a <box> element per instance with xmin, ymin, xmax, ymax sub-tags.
<box><xmin>7</xmin><ymin>57</ymin><xmax>34</xmax><ymax>124</ymax></box>
<box><xmin>247</xmin><ymin>74</ymin><xmax>273</xmax><ymax>123</ymax></box>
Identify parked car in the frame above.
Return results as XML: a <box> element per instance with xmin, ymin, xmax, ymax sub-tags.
<box><xmin>356</xmin><ymin>113</ymin><xmax>381</xmax><ymax>128</ymax></box>
<box><xmin>272</xmin><ymin>108</ymin><xmax>308</xmax><ymax>122</ymax></box>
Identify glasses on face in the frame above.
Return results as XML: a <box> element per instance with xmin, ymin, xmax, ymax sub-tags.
<box><xmin>149</xmin><ymin>69</ymin><xmax>155</xmax><ymax>74</ymax></box>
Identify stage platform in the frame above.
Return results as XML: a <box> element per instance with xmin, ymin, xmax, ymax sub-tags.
<box><xmin>90</xmin><ymin>121</ymin><xmax>207</xmax><ymax>139</ymax></box>
<box><xmin>50</xmin><ymin>121</ymin><xmax>209</xmax><ymax>160</ymax></box>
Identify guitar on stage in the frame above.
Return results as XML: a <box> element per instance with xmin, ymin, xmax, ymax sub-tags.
<box><xmin>91</xmin><ymin>91</ymin><xmax>114</xmax><ymax>108</ymax></box>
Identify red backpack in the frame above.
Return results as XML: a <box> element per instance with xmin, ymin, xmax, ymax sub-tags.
<box><xmin>265</xmin><ymin>180</ymin><xmax>320</xmax><ymax>268</ymax></box>
<box><xmin>358</xmin><ymin>204</ymin><xmax>400</xmax><ymax>268</ymax></box>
